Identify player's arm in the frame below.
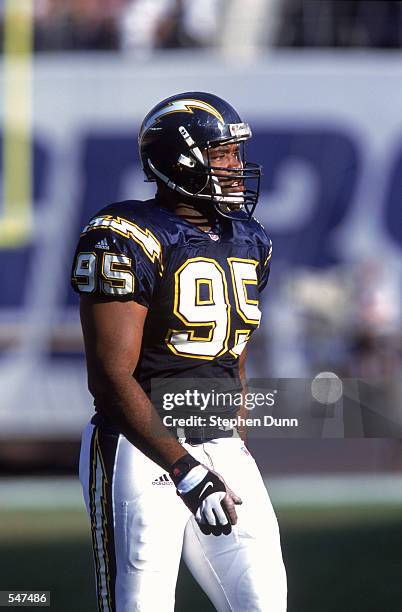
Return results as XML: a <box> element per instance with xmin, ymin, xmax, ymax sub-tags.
<box><xmin>237</xmin><ymin>348</ymin><xmax>248</xmax><ymax>443</ymax></box>
<box><xmin>80</xmin><ymin>295</ymin><xmax>187</xmax><ymax>469</ymax></box>
<box><xmin>80</xmin><ymin>295</ymin><xmax>242</xmax><ymax>534</ymax></box>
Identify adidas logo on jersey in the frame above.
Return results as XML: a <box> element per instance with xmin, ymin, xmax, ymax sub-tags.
<box><xmin>95</xmin><ymin>238</ymin><xmax>109</xmax><ymax>250</ymax></box>
<box><xmin>152</xmin><ymin>474</ymin><xmax>173</xmax><ymax>486</ymax></box>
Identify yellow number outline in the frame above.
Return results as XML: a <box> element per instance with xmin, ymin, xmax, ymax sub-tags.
<box><xmin>227</xmin><ymin>257</ymin><xmax>261</xmax><ymax>325</ymax></box>
<box><xmin>166</xmin><ymin>257</ymin><xmax>231</xmax><ymax>361</ymax></box>
<box><xmin>101</xmin><ymin>252</ymin><xmax>135</xmax><ymax>295</ymax></box>
<box><xmin>72</xmin><ymin>252</ymin><xmax>97</xmax><ymax>293</ymax></box>
<box><xmin>195</xmin><ymin>278</ymin><xmax>214</xmax><ymax>305</ymax></box>
<box><xmin>229</xmin><ymin>329</ymin><xmax>252</xmax><ymax>358</ymax></box>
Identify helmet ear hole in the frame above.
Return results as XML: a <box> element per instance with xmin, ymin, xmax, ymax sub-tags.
<box><xmin>178</xmin><ymin>154</ymin><xmax>196</xmax><ymax>168</ymax></box>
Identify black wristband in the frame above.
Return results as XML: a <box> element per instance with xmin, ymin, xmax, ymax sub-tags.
<box><xmin>169</xmin><ymin>453</ymin><xmax>200</xmax><ymax>486</ymax></box>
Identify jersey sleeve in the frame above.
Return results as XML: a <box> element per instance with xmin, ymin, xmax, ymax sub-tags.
<box><xmin>258</xmin><ymin>238</ymin><xmax>272</xmax><ymax>293</ymax></box>
<box><xmin>70</xmin><ymin>215</ymin><xmax>163</xmax><ymax>307</ymax></box>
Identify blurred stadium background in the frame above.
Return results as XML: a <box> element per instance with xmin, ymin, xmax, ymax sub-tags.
<box><xmin>1</xmin><ymin>1</ymin><xmax>402</xmax><ymax>610</ymax></box>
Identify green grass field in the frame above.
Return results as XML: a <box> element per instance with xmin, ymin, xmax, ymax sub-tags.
<box><xmin>1</xmin><ymin>504</ymin><xmax>402</xmax><ymax>612</ymax></box>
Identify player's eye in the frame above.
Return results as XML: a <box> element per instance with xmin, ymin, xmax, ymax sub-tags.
<box><xmin>210</xmin><ymin>150</ymin><xmax>227</xmax><ymax>161</ymax></box>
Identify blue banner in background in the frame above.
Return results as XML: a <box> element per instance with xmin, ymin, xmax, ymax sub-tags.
<box><xmin>2</xmin><ymin>124</ymin><xmax>400</xmax><ymax>308</ymax></box>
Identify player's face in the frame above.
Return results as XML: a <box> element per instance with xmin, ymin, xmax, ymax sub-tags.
<box><xmin>207</xmin><ymin>142</ymin><xmax>244</xmax><ymax>188</ymax></box>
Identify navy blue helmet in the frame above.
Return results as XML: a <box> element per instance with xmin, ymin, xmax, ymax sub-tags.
<box><xmin>138</xmin><ymin>91</ymin><xmax>261</xmax><ymax>220</ymax></box>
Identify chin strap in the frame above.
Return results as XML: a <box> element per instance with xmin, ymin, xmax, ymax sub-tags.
<box><xmin>147</xmin><ymin>158</ymin><xmax>245</xmax><ymax>206</ymax></box>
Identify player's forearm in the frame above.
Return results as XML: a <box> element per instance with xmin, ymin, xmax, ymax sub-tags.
<box><xmin>92</xmin><ymin>373</ymin><xmax>187</xmax><ymax>471</ymax></box>
<box><xmin>237</xmin><ymin>350</ymin><xmax>248</xmax><ymax>443</ymax></box>
<box><xmin>237</xmin><ymin>402</ymin><xmax>248</xmax><ymax>443</ymax></box>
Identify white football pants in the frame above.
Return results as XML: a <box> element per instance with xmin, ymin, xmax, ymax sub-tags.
<box><xmin>79</xmin><ymin>421</ymin><xmax>287</xmax><ymax>612</ymax></box>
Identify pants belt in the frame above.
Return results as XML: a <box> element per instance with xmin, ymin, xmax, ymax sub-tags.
<box><xmin>91</xmin><ymin>413</ymin><xmax>235</xmax><ymax>443</ymax></box>
<box><xmin>181</xmin><ymin>426</ymin><xmax>234</xmax><ymax>443</ymax></box>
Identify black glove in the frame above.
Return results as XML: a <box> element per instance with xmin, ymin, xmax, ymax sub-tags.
<box><xmin>170</xmin><ymin>454</ymin><xmax>235</xmax><ymax>536</ymax></box>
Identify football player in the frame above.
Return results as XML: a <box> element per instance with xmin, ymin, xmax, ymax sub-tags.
<box><xmin>71</xmin><ymin>92</ymin><xmax>287</xmax><ymax>611</ymax></box>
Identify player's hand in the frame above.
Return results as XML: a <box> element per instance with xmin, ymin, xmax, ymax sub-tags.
<box><xmin>214</xmin><ymin>474</ymin><xmax>243</xmax><ymax>532</ymax></box>
<box><xmin>170</xmin><ymin>454</ymin><xmax>242</xmax><ymax>536</ymax></box>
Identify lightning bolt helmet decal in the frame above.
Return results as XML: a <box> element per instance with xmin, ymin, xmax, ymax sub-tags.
<box><xmin>141</xmin><ymin>99</ymin><xmax>225</xmax><ymax>134</ymax></box>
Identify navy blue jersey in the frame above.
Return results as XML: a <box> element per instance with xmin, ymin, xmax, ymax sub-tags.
<box><xmin>71</xmin><ymin>199</ymin><xmax>272</xmax><ymax>417</ymax></box>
